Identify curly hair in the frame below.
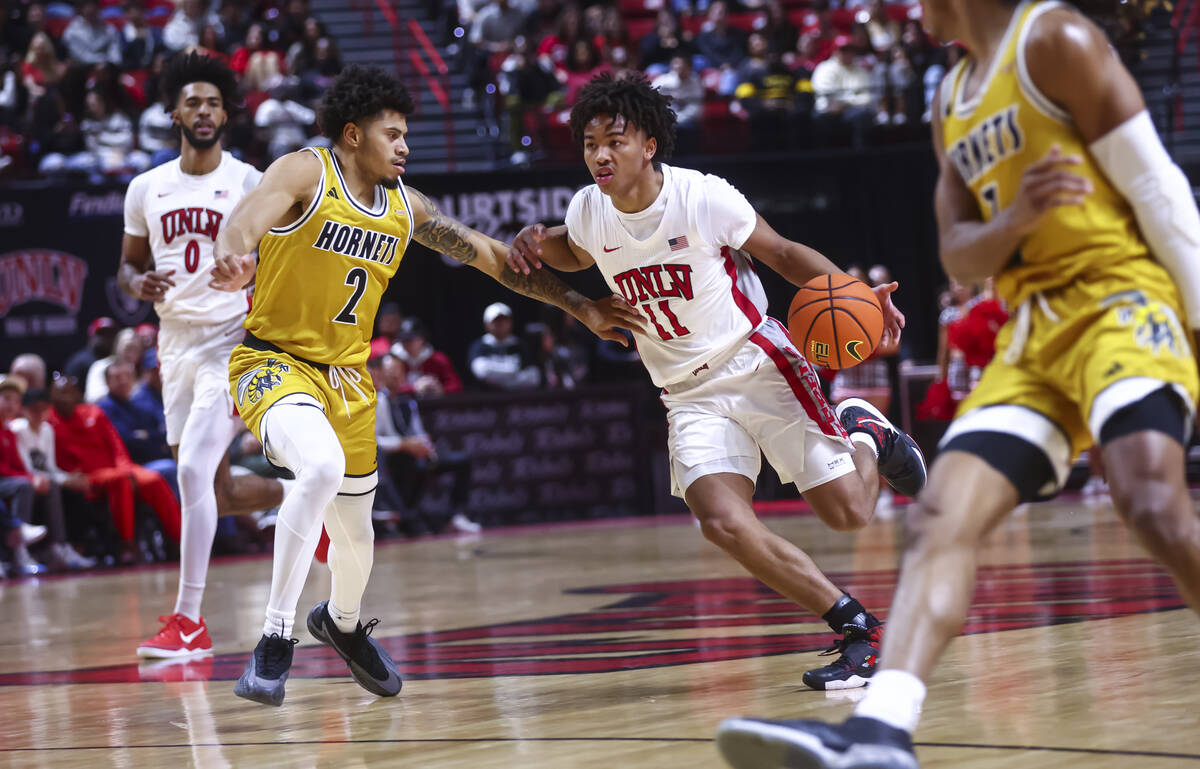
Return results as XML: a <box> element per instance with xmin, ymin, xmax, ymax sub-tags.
<box><xmin>569</xmin><ymin>72</ymin><xmax>676</xmax><ymax>161</ymax></box>
<box><xmin>163</xmin><ymin>51</ymin><xmax>239</xmax><ymax>110</ymax></box>
<box><xmin>318</xmin><ymin>65</ymin><xmax>415</xmax><ymax>141</ymax></box>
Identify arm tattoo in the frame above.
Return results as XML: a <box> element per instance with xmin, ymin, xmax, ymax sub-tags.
<box><xmin>410</xmin><ymin>188</ymin><xmax>478</xmax><ymax>265</ymax></box>
<box><xmin>497</xmin><ymin>264</ymin><xmax>585</xmax><ymax>315</ymax></box>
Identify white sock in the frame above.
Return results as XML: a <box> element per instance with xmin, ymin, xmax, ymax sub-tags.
<box><xmin>850</xmin><ymin>432</ymin><xmax>879</xmax><ymax>459</ymax></box>
<box><xmin>325</xmin><ymin>478</ymin><xmax>376</xmax><ymax>634</ymax></box>
<box><xmin>854</xmin><ymin>669</ymin><xmax>926</xmax><ymax>734</ymax></box>
<box><xmin>174</xmin><ymin>494</ymin><xmax>216</xmax><ymax>623</ymax></box>
<box><xmin>259</xmin><ymin>401</ymin><xmax>345</xmax><ymax>640</ymax></box>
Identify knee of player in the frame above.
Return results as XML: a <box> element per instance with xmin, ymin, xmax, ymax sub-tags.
<box><xmin>301</xmin><ymin>449</ymin><xmax>346</xmax><ymax>492</ymax></box>
<box><xmin>696</xmin><ymin>509</ymin><xmax>752</xmax><ymax>550</ymax></box>
<box><xmin>1113</xmin><ymin>480</ymin><xmax>1185</xmax><ymax>541</ymax></box>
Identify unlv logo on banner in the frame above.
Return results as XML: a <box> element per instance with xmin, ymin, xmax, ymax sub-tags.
<box><xmin>0</xmin><ymin>249</ymin><xmax>89</xmax><ymax>338</ymax></box>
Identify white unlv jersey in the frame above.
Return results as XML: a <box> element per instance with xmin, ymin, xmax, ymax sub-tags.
<box><xmin>566</xmin><ymin>164</ymin><xmax>767</xmax><ymax>387</ymax></box>
<box><xmin>123</xmin><ymin>152</ymin><xmax>262</xmax><ymax>324</ymax></box>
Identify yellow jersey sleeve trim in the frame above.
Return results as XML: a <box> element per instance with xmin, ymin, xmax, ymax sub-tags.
<box><xmin>396</xmin><ymin>175</ymin><xmax>414</xmax><ymax>252</ymax></box>
<box><xmin>1016</xmin><ymin>1</ymin><xmax>1074</xmax><ymax>125</ymax></box>
<box><xmin>328</xmin><ymin>148</ymin><xmax>389</xmax><ymax>218</ymax></box>
<box><xmin>267</xmin><ymin>146</ymin><xmax>326</xmax><ymax>236</ymax></box>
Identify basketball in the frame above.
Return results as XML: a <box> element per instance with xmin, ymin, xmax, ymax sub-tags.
<box><xmin>787</xmin><ymin>273</ymin><xmax>883</xmax><ymax>370</ymax></box>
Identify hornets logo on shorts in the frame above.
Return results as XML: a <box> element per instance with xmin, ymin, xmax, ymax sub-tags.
<box><xmin>1104</xmin><ymin>290</ymin><xmax>1189</xmax><ymax>358</ymax></box>
<box><xmin>236</xmin><ymin>358</ymin><xmax>291</xmax><ymax>406</ymax></box>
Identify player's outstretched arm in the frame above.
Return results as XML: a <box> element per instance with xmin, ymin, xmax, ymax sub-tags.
<box><xmin>506</xmin><ymin>223</ymin><xmax>595</xmax><ymax>274</ymax></box>
<box><xmin>741</xmin><ymin>214</ymin><xmax>906</xmax><ymax>345</ymax></box>
<box><xmin>406</xmin><ymin>186</ymin><xmax>645</xmax><ymax>345</ymax></box>
<box><xmin>1027</xmin><ymin>8</ymin><xmax>1200</xmax><ymax>331</ymax></box>
<box><xmin>210</xmin><ymin>150</ymin><xmax>321</xmax><ymax>291</ymax></box>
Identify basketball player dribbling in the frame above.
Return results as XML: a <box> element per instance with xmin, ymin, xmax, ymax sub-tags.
<box><xmin>717</xmin><ymin>1</ymin><xmax>1200</xmax><ymax>767</ymax></box>
<box><xmin>119</xmin><ymin>53</ymin><xmax>289</xmax><ymax>660</ymax></box>
<box><xmin>208</xmin><ymin>65</ymin><xmax>644</xmax><ymax>706</ymax></box>
<box><xmin>506</xmin><ymin>73</ymin><xmax>928</xmax><ymax>690</ymax></box>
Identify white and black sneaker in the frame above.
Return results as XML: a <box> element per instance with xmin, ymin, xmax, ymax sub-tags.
<box><xmin>307</xmin><ymin>602</ymin><xmax>402</xmax><ymax>697</ymax></box>
<box><xmin>234</xmin><ymin>629</ymin><xmax>298</xmax><ymax>707</ymax></box>
<box><xmin>716</xmin><ymin>715</ymin><xmax>918</xmax><ymax>769</ymax></box>
<box><xmin>835</xmin><ymin>398</ymin><xmax>927</xmax><ymax>497</ymax></box>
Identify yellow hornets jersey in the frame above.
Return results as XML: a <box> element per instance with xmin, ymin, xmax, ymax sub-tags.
<box><xmin>938</xmin><ymin>0</ymin><xmax>1151</xmax><ymax>309</ymax></box>
<box><xmin>247</xmin><ymin>146</ymin><xmax>412</xmax><ymax>367</ymax></box>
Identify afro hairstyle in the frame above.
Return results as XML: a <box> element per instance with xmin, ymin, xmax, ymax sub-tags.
<box><xmin>318</xmin><ymin>65</ymin><xmax>416</xmax><ymax>141</ymax></box>
<box><xmin>163</xmin><ymin>51</ymin><xmax>239</xmax><ymax>110</ymax></box>
<box><xmin>568</xmin><ymin>72</ymin><xmax>676</xmax><ymax>161</ymax></box>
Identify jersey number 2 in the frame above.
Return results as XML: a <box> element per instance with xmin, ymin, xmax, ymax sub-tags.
<box><xmin>334</xmin><ymin>267</ymin><xmax>368</xmax><ymax>325</ymax></box>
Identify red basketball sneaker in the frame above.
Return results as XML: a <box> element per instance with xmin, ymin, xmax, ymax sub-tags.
<box><xmin>136</xmin><ymin>614</ymin><xmax>213</xmax><ymax>658</ymax></box>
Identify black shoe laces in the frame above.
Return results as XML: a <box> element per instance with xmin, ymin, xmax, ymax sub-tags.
<box><xmin>257</xmin><ymin>630</ymin><xmax>298</xmax><ymax>678</ymax></box>
<box><xmin>817</xmin><ymin>625</ymin><xmax>877</xmax><ymax>670</ymax></box>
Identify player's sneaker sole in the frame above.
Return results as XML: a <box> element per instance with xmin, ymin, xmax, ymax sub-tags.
<box><xmin>716</xmin><ymin>718</ymin><xmax>918</xmax><ymax>769</ymax></box>
<box><xmin>805</xmin><ymin>673</ymin><xmax>871</xmax><ymax>691</ymax></box>
<box><xmin>234</xmin><ymin>654</ymin><xmax>289</xmax><ymax>707</ymax></box>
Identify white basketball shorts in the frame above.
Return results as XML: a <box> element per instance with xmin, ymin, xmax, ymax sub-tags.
<box><xmin>158</xmin><ymin>315</ymin><xmax>245</xmax><ymax>446</ymax></box>
<box><xmin>662</xmin><ymin>318</ymin><xmax>856</xmax><ymax>498</ymax></box>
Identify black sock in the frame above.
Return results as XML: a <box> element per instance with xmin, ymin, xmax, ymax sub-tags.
<box><xmin>822</xmin><ymin>594</ymin><xmax>880</xmax><ymax>632</ymax></box>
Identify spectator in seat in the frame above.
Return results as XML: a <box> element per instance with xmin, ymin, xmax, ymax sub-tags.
<box><xmin>41</xmin><ymin>89</ymin><xmax>150</xmax><ymax>179</ymax></box>
<box><xmin>131</xmin><ymin>348</ymin><xmax>165</xmax><ymax>426</ymax></box>
<box><xmin>0</xmin><ymin>377</ymin><xmax>48</xmax><ymax>576</ymax></box>
<box><xmin>371</xmin><ymin>302</ymin><xmax>404</xmax><ymax>359</ymax></box>
<box><xmin>640</xmin><ymin>9</ymin><xmax>694</xmax><ymax>77</ymax></box>
<box><xmin>97</xmin><ymin>361</ymin><xmax>171</xmax><ymax>466</ymax></box>
<box><xmin>734</xmin><ymin>46</ymin><xmax>810</xmax><ymax>150</ymax></box>
<box><xmin>468</xmin><ymin>302</ymin><xmax>540</xmax><ymax>390</ymax></box>
<box><xmin>499</xmin><ymin>34</ymin><xmax>563</xmax><ymax>163</ymax></box>
<box><xmin>62</xmin><ymin>0</ymin><xmax>121</xmax><ymax>67</ymax></box>
<box><xmin>298</xmin><ymin>37</ymin><xmax>341</xmax><ymax>95</ymax></box>
<box><xmin>121</xmin><ymin>0</ymin><xmax>162</xmax><ymax>71</ymax></box>
<box><xmin>650</xmin><ymin>55</ymin><xmax>702</xmax><ymax>154</ymax></box>
<box><xmin>64</xmin><ymin>316</ymin><xmax>117</xmax><ymax>385</ymax></box>
<box><xmin>393</xmin><ymin>316</ymin><xmax>464</xmax><ymax>396</ymax></box>
<box><xmin>470</xmin><ymin>0</ymin><xmax>526</xmax><ymax>58</ymax></box>
<box><xmin>374</xmin><ymin>355</ymin><xmax>479</xmax><ymax>534</ymax></box>
<box><xmin>10</xmin><ymin>387</ymin><xmax>95</xmax><ymax>570</ymax></box>
<box><xmin>230</xmin><ymin>24</ymin><xmax>280</xmax><ymax>77</ymax></box>
<box><xmin>163</xmin><ymin>0</ymin><xmax>223</xmax><ymax>53</ymax></box>
<box><xmin>139</xmin><ymin>99</ymin><xmax>177</xmax><ymax>167</ymax></box>
<box><xmin>760</xmin><ymin>0</ymin><xmax>797</xmax><ymax>56</ymax></box>
<box><xmin>862</xmin><ymin>0</ymin><xmax>900</xmax><ymax>51</ymax></box>
<box><xmin>695</xmin><ymin>1</ymin><xmax>746</xmax><ymax>70</ymax></box>
<box><xmin>22</xmin><ymin>31</ymin><xmax>67</xmax><ymax>104</ymax></box>
<box><xmin>6</xmin><ymin>3</ymin><xmax>62</xmax><ymax>62</ymax></box>
<box><xmin>48</xmin><ymin>374</ymin><xmax>181</xmax><ymax>564</ymax></box>
<box><xmin>254</xmin><ymin>78</ymin><xmax>316</xmax><ymax>160</ymax></box>
<box><xmin>563</xmin><ymin>39</ymin><xmax>610</xmax><ymax>105</ymax></box>
<box><xmin>811</xmin><ymin>35</ymin><xmax>874</xmax><ymax>148</ymax></box>
<box><xmin>86</xmin><ymin>326</ymin><xmax>143</xmax><ymax>404</ymax></box>
<box><xmin>285</xmin><ymin>16</ymin><xmax>324</xmax><ymax>77</ymax></box>
<box><xmin>9</xmin><ymin>353</ymin><xmax>47</xmax><ymax>392</ymax></box>
<box><xmin>537</xmin><ymin>4</ymin><xmax>583</xmax><ymax>74</ymax></box>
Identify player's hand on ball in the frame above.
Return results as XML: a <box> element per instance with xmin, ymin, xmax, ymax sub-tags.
<box><xmin>131</xmin><ymin>269</ymin><xmax>176</xmax><ymax>302</ymax></box>
<box><xmin>507</xmin><ymin>223</ymin><xmax>547</xmax><ymax>274</ymax></box>
<box><xmin>872</xmin><ymin>281</ymin><xmax>905</xmax><ymax>349</ymax></box>
<box><xmin>581</xmin><ymin>294</ymin><xmax>647</xmax><ymax>346</ymax></box>
<box><xmin>209</xmin><ymin>253</ymin><xmax>256</xmax><ymax>292</ymax></box>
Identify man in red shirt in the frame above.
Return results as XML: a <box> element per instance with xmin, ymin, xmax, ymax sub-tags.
<box><xmin>0</xmin><ymin>376</ymin><xmax>48</xmax><ymax>575</ymax></box>
<box><xmin>47</xmin><ymin>374</ymin><xmax>180</xmax><ymax>562</ymax></box>
<box><xmin>393</xmin><ymin>317</ymin><xmax>464</xmax><ymax>396</ymax></box>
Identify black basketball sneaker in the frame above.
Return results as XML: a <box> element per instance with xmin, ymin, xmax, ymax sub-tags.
<box><xmin>307</xmin><ymin>601</ymin><xmax>403</xmax><ymax>697</ymax></box>
<box><xmin>835</xmin><ymin>398</ymin><xmax>927</xmax><ymax>497</ymax></box>
<box><xmin>234</xmin><ymin>628</ymin><xmax>298</xmax><ymax>707</ymax></box>
<box><xmin>716</xmin><ymin>715</ymin><xmax>918</xmax><ymax>769</ymax></box>
<box><xmin>803</xmin><ymin>623</ymin><xmax>882</xmax><ymax>690</ymax></box>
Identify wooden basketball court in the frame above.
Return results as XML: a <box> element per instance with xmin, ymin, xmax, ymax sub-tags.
<box><xmin>0</xmin><ymin>495</ymin><xmax>1197</xmax><ymax>768</ymax></box>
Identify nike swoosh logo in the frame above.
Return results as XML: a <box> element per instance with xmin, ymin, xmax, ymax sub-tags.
<box><xmin>180</xmin><ymin>627</ymin><xmax>205</xmax><ymax>644</ymax></box>
<box><xmin>157</xmin><ymin>192</ymin><xmax>171</xmax><ymax>198</ymax></box>
<box><xmin>859</xmin><ymin>417</ymin><xmax>892</xmax><ymax>431</ymax></box>
<box><xmin>845</xmin><ymin>340</ymin><xmax>864</xmax><ymax>361</ymax></box>
<box><xmin>603</xmin><ymin>245</ymin><xmax>621</xmax><ymax>252</ymax></box>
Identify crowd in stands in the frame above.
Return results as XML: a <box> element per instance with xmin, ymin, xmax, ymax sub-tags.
<box><xmin>0</xmin><ymin>0</ymin><xmax>342</xmax><ymax>179</ymax></box>
<box><xmin>453</xmin><ymin>0</ymin><xmax>949</xmax><ymax>162</ymax></box>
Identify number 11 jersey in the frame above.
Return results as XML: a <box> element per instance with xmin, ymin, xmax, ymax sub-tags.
<box><xmin>124</xmin><ymin>151</ymin><xmax>262</xmax><ymax>325</ymax></box>
<box><xmin>566</xmin><ymin>163</ymin><xmax>767</xmax><ymax>387</ymax></box>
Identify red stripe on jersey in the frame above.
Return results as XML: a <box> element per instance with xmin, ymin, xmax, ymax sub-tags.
<box><xmin>749</xmin><ymin>322</ymin><xmax>848</xmax><ymax>439</ymax></box>
<box><xmin>722</xmin><ymin>247</ymin><xmax>762</xmax><ymax>328</ymax></box>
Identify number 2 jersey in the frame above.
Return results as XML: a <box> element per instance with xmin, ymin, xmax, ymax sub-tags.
<box><xmin>123</xmin><ymin>151</ymin><xmax>263</xmax><ymax>324</ymax></box>
<box><xmin>248</xmin><ymin>146</ymin><xmax>412</xmax><ymax>367</ymax></box>
<box><xmin>566</xmin><ymin>163</ymin><xmax>766</xmax><ymax>387</ymax></box>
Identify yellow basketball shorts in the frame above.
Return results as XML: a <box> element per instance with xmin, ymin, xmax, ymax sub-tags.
<box><xmin>228</xmin><ymin>344</ymin><xmax>379</xmax><ymax>477</ymax></box>
<box><xmin>940</xmin><ymin>276</ymin><xmax>1199</xmax><ymax>499</ymax></box>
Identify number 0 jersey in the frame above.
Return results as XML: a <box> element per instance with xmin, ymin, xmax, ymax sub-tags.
<box><xmin>123</xmin><ymin>151</ymin><xmax>262</xmax><ymax>324</ymax></box>
<box><xmin>248</xmin><ymin>146</ymin><xmax>412</xmax><ymax>367</ymax></box>
<box><xmin>938</xmin><ymin>0</ymin><xmax>1152</xmax><ymax>311</ymax></box>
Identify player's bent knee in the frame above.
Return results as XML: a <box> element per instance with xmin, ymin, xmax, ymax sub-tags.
<box><xmin>1112</xmin><ymin>481</ymin><xmax>1185</xmax><ymax>547</ymax></box>
<box><xmin>697</xmin><ymin>510</ymin><xmax>753</xmax><ymax>552</ymax></box>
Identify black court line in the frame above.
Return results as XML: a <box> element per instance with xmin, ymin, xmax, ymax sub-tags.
<box><xmin>2</xmin><ymin>738</ymin><xmax>1199</xmax><ymax>760</ymax></box>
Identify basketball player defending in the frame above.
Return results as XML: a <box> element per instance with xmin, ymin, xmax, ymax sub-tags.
<box><xmin>119</xmin><ymin>53</ymin><xmax>288</xmax><ymax>660</ymax></box>
<box><xmin>717</xmin><ymin>1</ymin><xmax>1200</xmax><ymax>766</ymax></box>
<box><xmin>209</xmin><ymin>65</ymin><xmax>644</xmax><ymax>706</ymax></box>
<box><xmin>506</xmin><ymin>73</ymin><xmax>928</xmax><ymax>690</ymax></box>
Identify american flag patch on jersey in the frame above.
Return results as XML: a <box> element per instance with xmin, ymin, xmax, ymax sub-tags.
<box><xmin>214</xmin><ymin>189</ymin><xmax>229</xmax><ymax>199</ymax></box>
<box><xmin>668</xmin><ymin>235</ymin><xmax>689</xmax><ymax>251</ymax></box>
